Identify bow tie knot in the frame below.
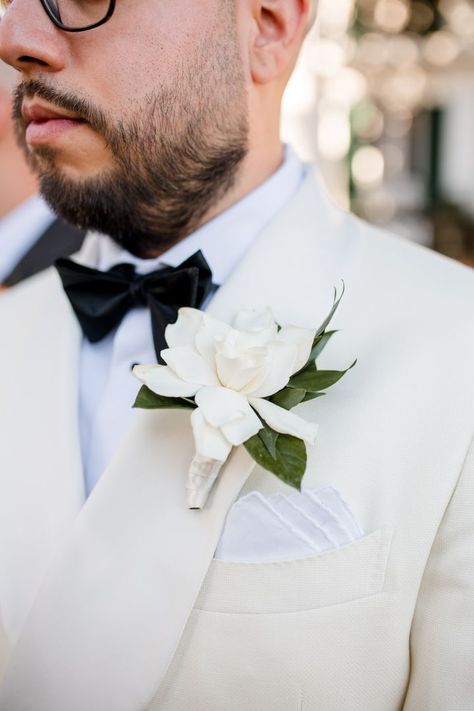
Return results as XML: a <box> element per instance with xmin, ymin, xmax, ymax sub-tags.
<box><xmin>56</xmin><ymin>251</ymin><xmax>215</xmax><ymax>360</ymax></box>
<box><xmin>106</xmin><ymin>263</ymin><xmax>149</xmax><ymax>307</ymax></box>
<box><xmin>128</xmin><ymin>270</ymin><xmax>149</xmax><ymax>307</ymax></box>
<box><xmin>129</xmin><ymin>277</ymin><xmax>148</xmax><ymax>307</ymax></box>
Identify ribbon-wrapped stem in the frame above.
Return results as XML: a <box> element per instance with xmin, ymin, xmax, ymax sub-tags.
<box><xmin>186</xmin><ymin>455</ymin><xmax>224</xmax><ymax>510</ymax></box>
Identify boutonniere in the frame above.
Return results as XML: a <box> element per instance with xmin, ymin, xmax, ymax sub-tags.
<box><xmin>133</xmin><ymin>286</ymin><xmax>355</xmax><ymax>509</ymax></box>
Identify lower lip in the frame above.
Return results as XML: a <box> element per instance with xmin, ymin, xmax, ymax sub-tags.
<box><xmin>26</xmin><ymin>118</ymin><xmax>85</xmax><ymax>145</ymax></box>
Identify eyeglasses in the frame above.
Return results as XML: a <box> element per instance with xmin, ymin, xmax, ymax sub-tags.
<box><xmin>0</xmin><ymin>0</ymin><xmax>116</xmax><ymax>32</ymax></box>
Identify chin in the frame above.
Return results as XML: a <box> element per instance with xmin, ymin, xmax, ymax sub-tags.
<box><xmin>59</xmin><ymin>163</ymin><xmax>110</xmax><ymax>182</ymax></box>
<box><xmin>31</xmin><ymin>139</ymin><xmax>112</xmax><ymax>182</ymax></box>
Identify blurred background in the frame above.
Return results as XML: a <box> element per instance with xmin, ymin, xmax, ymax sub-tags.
<box><xmin>282</xmin><ymin>0</ymin><xmax>474</xmax><ymax>266</ymax></box>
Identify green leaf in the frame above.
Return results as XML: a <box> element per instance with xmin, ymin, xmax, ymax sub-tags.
<box><xmin>270</xmin><ymin>387</ymin><xmax>306</xmax><ymax>410</ymax></box>
<box><xmin>133</xmin><ymin>385</ymin><xmax>196</xmax><ymax>410</ymax></box>
<box><xmin>288</xmin><ymin>359</ymin><xmax>357</xmax><ymax>392</ymax></box>
<box><xmin>244</xmin><ymin>431</ymin><xmax>307</xmax><ymax>489</ymax></box>
<box><xmin>315</xmin><ymin>282</ymin><xmax>345</xmax><ymax>338</ymax></box>
<box><xmin>258</xmin><ymin>426</ymin><xmax>279</xmax><ymax>459</ymax></box>
<box><xmin>310</xmin><ymin>330</ymin><xmax>337</xmax><ymax>362</ymax></box>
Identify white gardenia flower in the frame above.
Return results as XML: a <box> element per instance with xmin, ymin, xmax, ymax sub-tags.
<box><xmin>134</xmin><ymin>307</ymin><xmax>319</xmax><ymax>507</ymax></box>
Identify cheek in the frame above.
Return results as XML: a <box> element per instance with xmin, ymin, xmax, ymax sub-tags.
<box><xmin>70</xmin><ymin>0</ymin><xmax>219</xmax><ymax>113</ymax></box>
<box><xmin>72</xmin><ymin>0</ymin><xmax>217</xmax><ymax>107</ymax></box>
<box><xmin>70</xmin><ymin>39</ymin><xmax>181</xmax><ymax>121</ymax></box>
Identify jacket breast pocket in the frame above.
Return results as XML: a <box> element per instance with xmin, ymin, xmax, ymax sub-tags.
<box><xmin>196</xmin><ymin>526</ymin><xmax>394</xmax><ymax>614</ymax></box>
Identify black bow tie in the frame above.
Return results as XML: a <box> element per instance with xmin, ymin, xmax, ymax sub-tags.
<box><xmin>55</xmin><ymin>251</ymin><xmax>215</xmax><ymax>361</ymax></box>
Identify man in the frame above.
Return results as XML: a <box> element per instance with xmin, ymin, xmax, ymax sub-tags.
<box><xmin>0</xmin><ymin>1</ymin><xmax>473</xmax><ymax>709</ymax></box>
<box><xmin>0</xmin><ymin>63</ymin><xmax>84</xmax><ymax>287</ymax></box>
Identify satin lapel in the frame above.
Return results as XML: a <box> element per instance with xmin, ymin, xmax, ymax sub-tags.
<box><xmin>0</xmin><ymin>270</ymin><xmax>85</xmax><ymax>648</ymax></box>
<box><xmin>207</xmin><ymin>168</ymin><xmax>362</xmax><ymax>326</ymax></box>
<box><xmin>0</xmin><ymin>170</ymin><xmax>364</xmax><ymax>711</ymax></box>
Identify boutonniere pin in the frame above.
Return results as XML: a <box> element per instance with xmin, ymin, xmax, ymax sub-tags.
<box><xmin>133</xmin><ymin>286</ymin><xmax>355</xmax><ymax>509</ymax></box>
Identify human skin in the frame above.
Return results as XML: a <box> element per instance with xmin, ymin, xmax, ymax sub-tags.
<box><xmin>0</xmin><ymin>67</ymin><xmax>38</xmax><ymax>218</ymax></box>
<box><xmin>0</xmin><ymin>0</ymin><xmax>311</xmax><ymax>254</ymax></box>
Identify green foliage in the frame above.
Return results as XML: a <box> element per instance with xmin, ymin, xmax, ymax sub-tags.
<box><xmin>288</xmin><ymin>361</ymin><xmax>357</xmax><ymax>392</ymax></box>
<box><xmin>244</xmin><ymin>429</ymin><xmax>307</xmax><ymax>489</ymax></box>
<box><xmin>314</xmin><ymin>283</ymin><xmax>345</xmax><ymax>339</ymax></box>
<box><xmin>270</xmin><ymin>387</ymin><xmax>307</xmax><ymax>410</ymax></box>
<box><xmin>310</xmin><ymin>330</ymin><xmax>337</xmax><ymax>362</ymax></box>
<box><xmin>133</xmin><ymin>385</ymin><xmax>196</xmax><ymax>410</ymax></box>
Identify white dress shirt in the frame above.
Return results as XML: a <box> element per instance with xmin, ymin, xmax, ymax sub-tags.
<box><xmin>76</xmin><ymin>146</ymin><xmax>306</xmax><ymax>495</ymax></box>
<box><xmin>0</xmin><ymin>195</ymin><xmax>55</xmax><ymax>282</ymax></box>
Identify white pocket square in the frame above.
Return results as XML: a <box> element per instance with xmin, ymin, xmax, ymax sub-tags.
<box><xmin>215</xmin><ymin>487</ymin><xmax>364</xmax><ymax>563</ymax></box>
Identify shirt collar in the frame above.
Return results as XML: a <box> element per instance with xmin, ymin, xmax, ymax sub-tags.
<box><xmin>78</xmin><ymin>145</ymin><xmax>306</xmax><ymax>284</ymax></box>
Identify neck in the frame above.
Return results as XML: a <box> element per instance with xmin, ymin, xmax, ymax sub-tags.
<box><xmin>0</xmin><ymin>137</ymin><xmax>38</xmax><ymax>219</ymax></box>
<box><xmin>208</xmin><ymin>146</ymin><xmax>284</xmax><ymax>224</ymax></box>
<box><xmin>197</xmin><ymin>101</ymin><xmax>284</xmax><ymax>231</ymax></box>
<box><xmin>143</xmin><ymin>137</ymin><xmax>285</xmax><ymax>261</ymax></box>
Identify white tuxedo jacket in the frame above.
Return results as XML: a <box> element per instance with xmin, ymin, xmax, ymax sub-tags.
<box><xmin>0</xmin><ymin>169</ymin><xmax>473</xmax><ymax>711</ymax></box>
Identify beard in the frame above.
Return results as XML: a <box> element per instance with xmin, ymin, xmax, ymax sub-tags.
<box><xmin>12</xmin><ymin>28</ymin><xmax>248</xmax><ymax>258</ymax></box>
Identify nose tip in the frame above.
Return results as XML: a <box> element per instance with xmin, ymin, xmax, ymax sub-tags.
<box><xmin>0</xmin><ymin>0</ymin><xmax>67</xmax><ymax>76</ymax></box>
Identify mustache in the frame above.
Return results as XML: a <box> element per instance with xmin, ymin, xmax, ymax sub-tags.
<box><xmin>12</xmin><ymin>79</ymin><xmax>109</xmax><ymax>136</ymax></box>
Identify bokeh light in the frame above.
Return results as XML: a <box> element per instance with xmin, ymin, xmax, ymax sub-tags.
<box><xmin>282</xmin><ymin>0</ymin><xmax>474</xmax><ymax>265</ymax></box>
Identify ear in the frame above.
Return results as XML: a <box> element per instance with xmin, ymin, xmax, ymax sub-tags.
<box><xmin>249</xmin><ymin>0</ymin><xmax>310</xmax><ymax>85</ymax></box>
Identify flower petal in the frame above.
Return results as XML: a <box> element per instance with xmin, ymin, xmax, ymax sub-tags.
<box><xmin>165</xmin><ymin>307</ymin><xmax>204</xmax><ymax>349</ymax></box>
<box><xmin>196</xmin><ymin>386</ymin><xmax>254</xmax><ymax>427</ymax></box>
<box><xmin>161</xmin><ymin>346</ymin><xmax>219</xmax><ymax>386</ymax></box>
<box><xmin>194</xmin><ymin>313</ymin><xmax>232</xmax><ymax>362</ymax></box>
<box><xmin>191</xmin><ymin>409</ymin><xmax>232</xmax><ymax>461</ymax></box>
<box><xmin>232</xmin><ymin>307</ymin><xmax>278</xmax><ymax>346</ymax></box>
<box><xmin>249</xmin><ymin>397</ymin><xmax>319</xmax><ymax>445</ymax></box>
<box><xmin>133</xmin><ymin>364</ymin><xmax>199</xmax><ymax>397</ymax></box>
<box><xmin>277</xmin><ymin>326</ymin><xmax>317</xmax><ymax>372</ymax></box>
<box><xmin>220</xmin><ymin>412</ymin><xmax>263</xmax><ymax>447</ymax></box>
<box><xmin>195</xmin><ymin>386</ymin><xmax>263</xmax><ymax>446</ymax></box>
<box><xmin>247</xmin><ymin>341</ymin><xmax>298</xmax><ymax>398</ymax></box>
<box><xmin>215</xmin><ymin>336</ymin><xmax>268</xmax><ymax>392</ymax></box>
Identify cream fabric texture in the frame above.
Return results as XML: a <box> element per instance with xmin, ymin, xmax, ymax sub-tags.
<box><xmin>0</xmin><ymin>168</ymin><xmax>473</xmax><ymax>710</ymax></box>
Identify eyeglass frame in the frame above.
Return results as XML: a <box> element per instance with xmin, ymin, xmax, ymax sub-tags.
<box><xmin>38</xmin><ymin>0</ymin><xmax>116</xmax><ymax>32</ymax></box>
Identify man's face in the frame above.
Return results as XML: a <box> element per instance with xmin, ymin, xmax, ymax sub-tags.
<box><xmin>0</xmin><ymin>0</ymin><xmax>249</xmax><ymax>256</ymax></box>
